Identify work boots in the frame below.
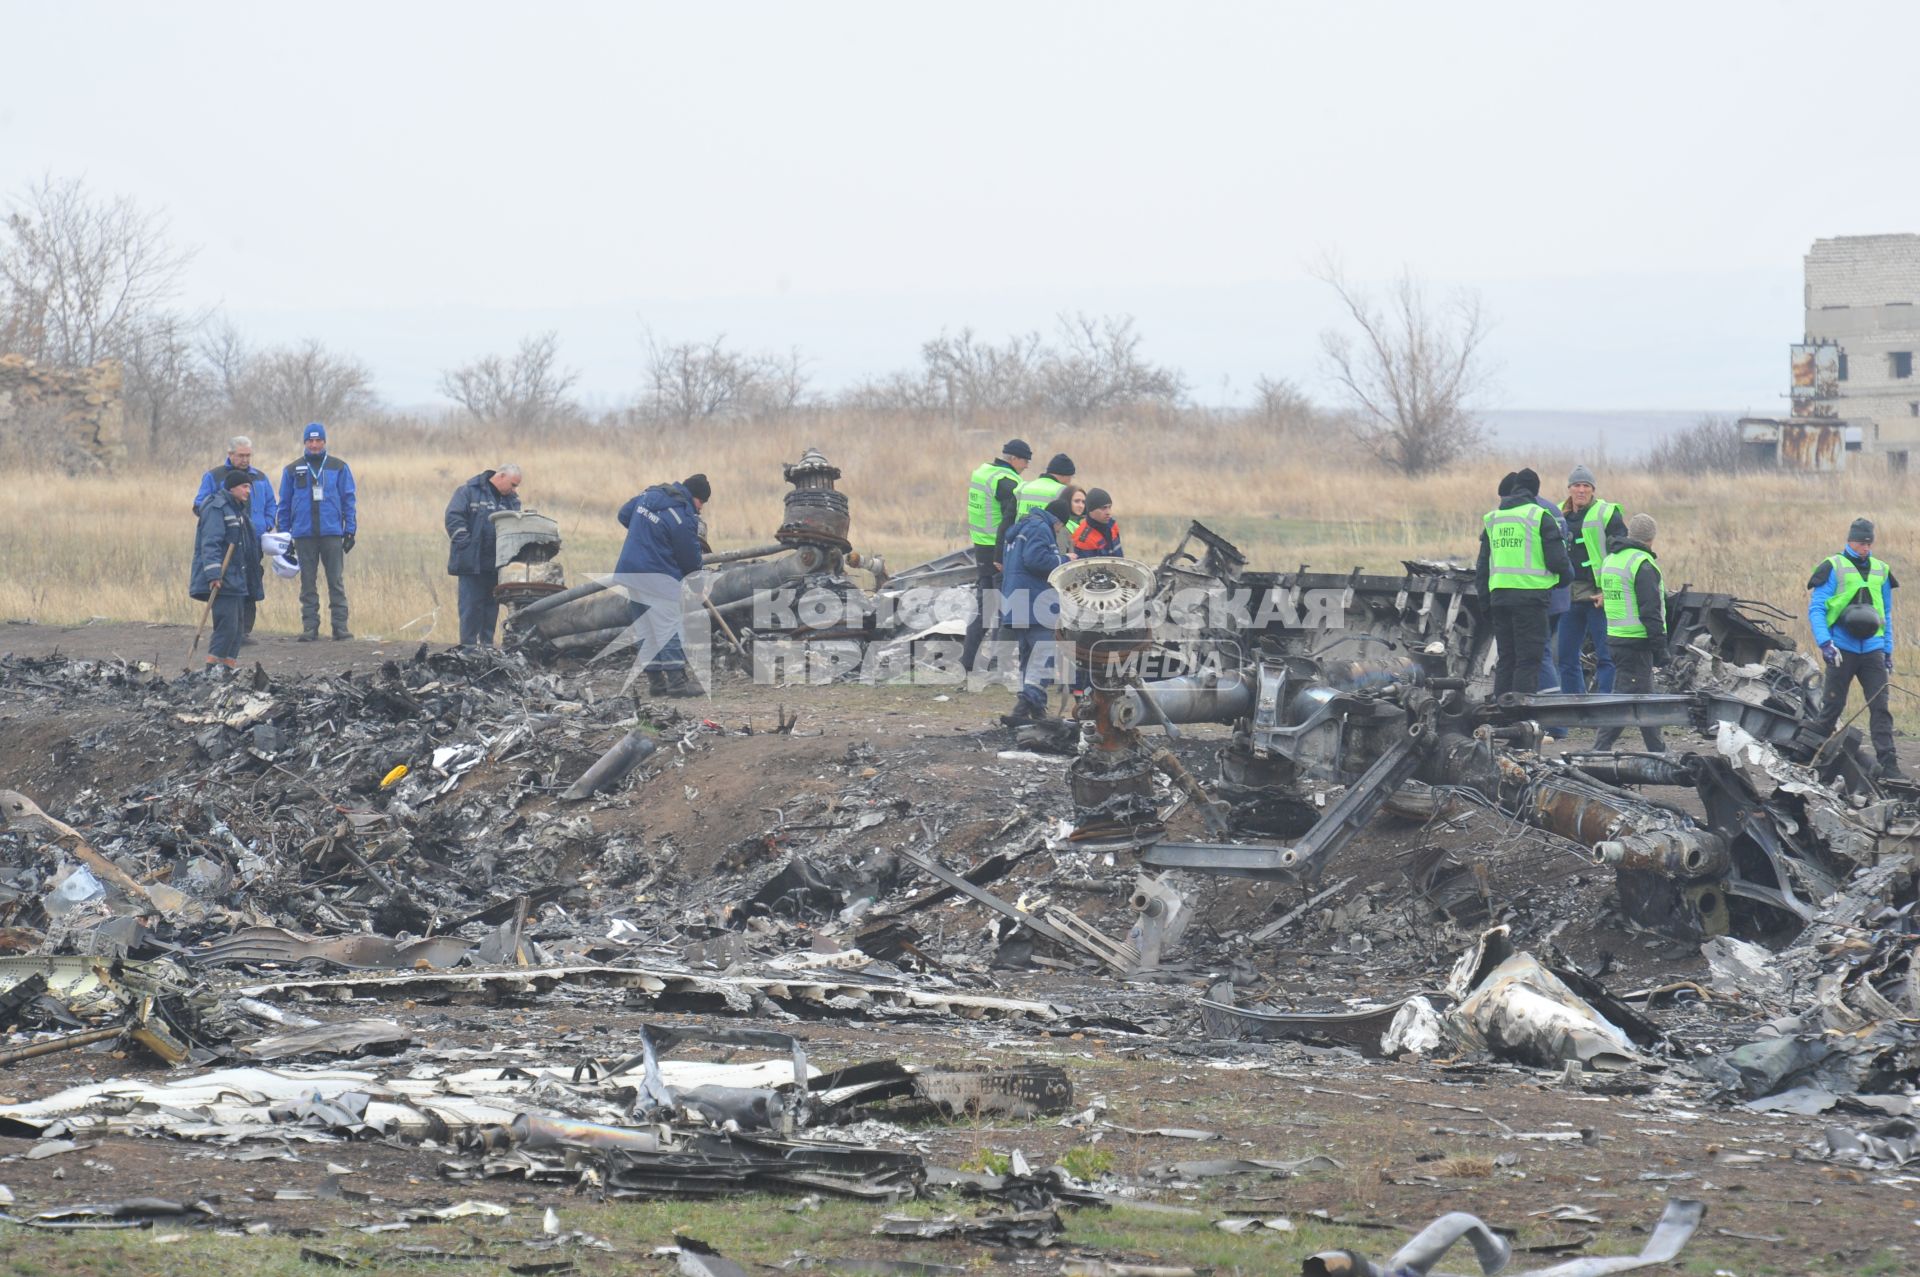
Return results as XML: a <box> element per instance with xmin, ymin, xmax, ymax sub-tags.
<box><xmin>1875</xmin><ymin>756</ymin><xmax>1908</xmax><ymax>782</ymax></box>
<box><xmin>647</xmin><ymin>668</ymin><xmax>702</xmax><ymax>698</ymax></box>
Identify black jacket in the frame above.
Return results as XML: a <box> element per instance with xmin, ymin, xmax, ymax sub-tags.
<box><xmin>1474</xmin><ymin>487</ymin><xmax>1573</xmax><ymax>606</ymax></box>
<box><xmin>1606</xmin><ymin>536</ymin><xmax>1668</xmax><ymax>649</ymax></box>
<box><xmin>444</xmin><ymin>470</ymin><xmax>522</xmax><ymax>576</ymax></box>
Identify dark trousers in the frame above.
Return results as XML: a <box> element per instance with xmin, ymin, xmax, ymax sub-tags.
<box><xmin>1813</xmin><ymin>648</ymin><xmax>1897</xmax><ymax>763</ymax></box>
<box><xmin>1012</xmin><ymin>625</ymin><xmax>1056</xmax><ymax>712</ymax></box>
<box><xmin>209</xmin><ymin>592</ymin><xmax>245</xmax><ymax>662</ymax></box>
<box><xmin>1540</xmin><ymin>612</ymin><xmax>1562</xmax><ymax>692</ymax></box>
<box><xmin>456</xmin><ymin>572</ymin><xmax>501</xmax><ymax>646</ymax></box>
<box><xmin>1594</xmin><ymin>640</ymin><xmax>1665</xmax><ymax>752</ymax></box>
<box><xmin>295</xmin><ymin>535</ymin><xmax>349</xmax><ymax>637</ymax></box>
<box><xmin>1491</xmin><ymin>602</ymin><xmax>1548</xmax><ymax>697</ymax></box>
<box><xmin>1557</xmin><ymin>597</ymin><xmax>1616</xmax><ymax>693</ymax></box>
<box><xmin>242</xmin><ymin>596</ymin><xmax>257</xmax><ymax>636</ymax></box>
<box><xmin>959</xmin><ymin>552</ymin><xmax>1001</xmax><ymax>672</ymax></box>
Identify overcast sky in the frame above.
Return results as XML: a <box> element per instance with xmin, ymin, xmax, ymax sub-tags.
<box><xmin>5</xmin><ymin>1</ymin><xmax>1916</xmax><ymax>417</ymax></box>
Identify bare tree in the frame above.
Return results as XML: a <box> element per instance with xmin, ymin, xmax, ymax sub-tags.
<box><xmin>220</xmin><ymin>336</ymin><xmax>378</xmax><ymax>428</ymax></box>
<box><xmin>1317</xmin><ymin>263</ymin><xmax>1492</xmax><ymax>475</ymax></box>
<box><xmin>1038</xmin><ymin>312</ymin><xmax>1185</xmax><ymax>422</ymax></box>
<box><xmin>122</xmin><ymin>311</ymin><xmax>216</xmax><ymax>454</ymax></box>
<box><xmin>919</xmin><ymin>327</ymin><xmax>1042</xmax><ymax>419</ymax></box>
<box><xmin>637</xmin><ymin>329</ymin><xmax>812</xmax><ymax>425</ymax></box>
<box><xmin>1251</xmin><ymin>375</ymin><xmax>1316</xmax><ymax>428</ymax></box>
<box><xmin>0</xmin><ymin>176</ymin><xmax>196</xmax><ymax>368</ymax></box>
<box><xmin>1647</xmin><ymin>414</ymin><xmax>1752</xmax><ymax>476</ymax></box>
<box><xmin>440</xmin><ymin>331</ymin><xmax>580</xmax><ymax>429</ymax></box>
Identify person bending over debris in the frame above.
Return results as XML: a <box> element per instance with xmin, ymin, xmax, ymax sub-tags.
<box><xmin>277</xmin><ymin>422</ymin><xmax>357</xmax><ymax>641</ymax></box>
<box><xmin>1594</xmin><ymin>512</ymin><xmax>1669</xmax><ymax>753</ymax></box>
<box><xmin>1000</xmin><ymin>487</ymin><xmax>1079</xmax><ymax>725</ymax></box>
<box><xmin>1808</xmin><ymin>517</ymin><xmax>1903</xmax><ymax>780</ymax></box>
<box><xmin>191</xmin><ymin>468</ymin><xmax>265</xmax><ymax>674</ymax></box>
<box><xmin>444</xmin><ymin>464</ymin><xmax>523</xmax><ymax>647</ymax></box>
<box><xmin>1476</xmin><ymin>470</ymin><xmax>1572</xmax><ymax>697</ymax></box>
<box><xmin>616</xmin><ymin>472</ymin><xmax>709</xmax><ymax>697</ymax></box>
<box><xmin>960</xmin><ymin>438</ymin><xmax>1031</xmax><ymax>674</ymax></box>
<box><xmin>1558</xmin><ymin>463</ymin><xmax>1628</xmax><ymax>694</ymax></box>
<box><xmin>192</xmin><ymin>435</ymin><xmax>278</xmax><ymax>642</ymax></box>
<box><xmin>1015</xmin><ymin>452</ymin><xmax>1075</xmax><ymax>518</ymax></box>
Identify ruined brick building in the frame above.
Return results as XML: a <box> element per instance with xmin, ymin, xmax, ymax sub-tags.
<box><xmin>1804</xmin><ymin>233</ymin><xmax>1920</xmax><ymax>461</ymax></box>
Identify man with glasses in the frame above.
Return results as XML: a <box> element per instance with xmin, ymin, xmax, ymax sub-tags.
<box><xmin>192</xmin><ymin>435</ymin><xmax>277</xmax><ymax>641</ymax></box>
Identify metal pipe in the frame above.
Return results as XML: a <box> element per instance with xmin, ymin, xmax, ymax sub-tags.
<box><xmin>510</xmin><ymin>1112</ymin><xmax>664</xmax><ymax>1153</ymax></box>
<box><xmin>702</xmin><ymin>542</ymin><xmax>787</xmax><ymax>567</ymax></box>
<box><xmin>507</xmin><ymin>575</ymin><xmax>610</xmax><ymax>624</ymax></box>
<box><xmin>561</xmin><ymin>731</ymin><xmax>659</xmax><ymax>801</ymax></box>
<box><xmin>1563</xmin><ymin>753</ymin><xmax>1700</xmax><ymax>787</ymax></box>
<box><xmin>1591</xmin><ymin>828</ymin><xmax>1730</xmax><ymax>879</ymax></box>
<box><xmin>1117</xmin><ymin>671</ymin><xmax>1253</xmax><ymax>727</ymax></box>
<box><xmin>549</xmin><ymin>625</ymin><xmax>634</xmax><ymax>656</ymax></box>
<box><xmin>705</xmin><ymin>548</ymin><xmax>826</xmax><ymax>610</ymax></box>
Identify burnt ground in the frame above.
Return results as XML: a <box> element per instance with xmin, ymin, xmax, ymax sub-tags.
<box><xmin>1</xmin><ymin>619</ymin><xmax>1916</xmax><ymax>1274</ymax></box>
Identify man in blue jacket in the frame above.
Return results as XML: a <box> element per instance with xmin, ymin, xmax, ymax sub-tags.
<box><xmin>277</xmin><ymin>422</ymin><xmax>357</xmax><ymax>641</ymax></box>
<box><xmin>999</xmin><ymin>488</ymin><xmax>1077</xmax><ymax>725</ymax></box>
<box><xmin>616</xmin><ymin>473</ymin><xmax>709</xmax><ymax>696</ymax></box>
<box><xmin>1808</xmin><ymin>517</ymin><xmax>1902</xmax><ymax>779</ymax></box>
<box><xmin>191</xmin><ymin>469</ymin><xmax>265</xmax><ymax>674</ymax></box>
<box><xmin>192</xmin><ymin>435</ymin><xmax>277</xmax><ymax>641</ymax></box>
<box><xmin>444</xmin><ymin>465</ymin><xmax>523</xmax><ymax>647</ymax></box>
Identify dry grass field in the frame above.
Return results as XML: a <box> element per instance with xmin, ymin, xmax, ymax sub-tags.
<box><xmin>0</xmin><ymin>414</ymin><xmax>1909</xmax><ymax>673</ymax></box>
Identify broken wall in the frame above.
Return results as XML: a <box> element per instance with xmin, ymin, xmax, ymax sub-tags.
<box><xmin>0</xmin><ymin>354</ymin><xmax>127</xmax><ymax>469</ymax></box>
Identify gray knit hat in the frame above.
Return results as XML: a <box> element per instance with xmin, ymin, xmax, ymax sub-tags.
<box><xmin>1568</xmin><ymin>464</ymin><xmax>1597</xmax><ymax>488</ymax></box>
<box><xmin>1849</xmin><ymin>517</ymin><xmax>1875</xmax><ymax>544</ymax></box>
<box><xmin>1628</xmin><ymin>512</ymin><xmax>1657</xmax><ymax>543</ymax></box>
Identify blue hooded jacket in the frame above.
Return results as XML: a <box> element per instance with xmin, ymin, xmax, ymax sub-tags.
<box><xmin>1001</xmin><ymin>508</ymin><xmax>1067</xmax><ymax>628</ymax></box>
<box><xmin>277</xmin><ymin>423</ymin><xmax>356</xmax><ymax>538</ymax></box>
<box><xmin>616</xmin><ymin>483</ymin><xmax>704</xmax><ymax>580</ymax></box>
<box><xmin>190</xmin><ymin>488</ymin><xmax>265</xmax><ymax>602</ymax></box>
<box><xmin>194</xmin><ymin>463</ymin><xmax>278</xmax><ymax>538</ymax></box>
<box><xmin>1808</xmin><ymin>547</ymin><xmax>1896</xmax><ymax>654</ymax></box>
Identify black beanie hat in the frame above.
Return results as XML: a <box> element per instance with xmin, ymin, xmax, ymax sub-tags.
<box><xmin>1084</xmin><ymin>487</ymin><xmax>1112</xmax><ymax>512</ymax></box>
<box><xmin>1514</xmin><ymin>467</ymin><xmax>1541</xmax><ymax>494</ymax></box>
<box><xmin>1046</xmin><ymin>453</ymin><xmax>1075</xmax><ymax>477</ymax></box>
<box><xmin>683</xmin><ymin>474</ymin><xmax>712</xmax><ymax>502</ymax></box>
<box><xmin>1849</xmin><ymin>517</ymin><xmax>1875</xmax><ymax>544</ymax></box>
<box><xmin>224</xmin><ymin>468</ymin><xmax>254</xmax><ymax>490</ymax></box>
<box><xmin>1497</xmin><ymin>471</ymin><xmax>1519</xmax><ymax>497</ymax></box>
<box><xmin>1003</xmin><ymin>438</ymin><xmax>1033</xmax><ymax>460</ymax></box>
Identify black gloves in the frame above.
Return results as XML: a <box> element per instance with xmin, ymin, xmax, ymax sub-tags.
<box><xmin>343</xmin><ymin>533</ymin><xmax>356</xmax><ymax>554</ymax></box>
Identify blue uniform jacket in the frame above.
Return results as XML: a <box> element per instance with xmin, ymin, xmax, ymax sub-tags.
<box><xmin>277</xmin><ymin>454</ymin><xmax>356</xmax><ymax>537</ymax></box>
<box><xmin>1529</xmin><ymin>495</ymin><xmax>1571</xmax><ymax>617</ymax></box>
<box><xmin>194</xmin><ymin>464</ymin><xmax>278</xmax><ymax>538</ymax></box>
<box><xmin>445</xmin><ymin>470</ymin><xmax>522</xmax><ymax>576</ymax></box>
<box><xmin>190</xmin><ymin>489</ymin><xmax>265</xmax><ymax>602</ymax></box>
<box><xmin>1002</xmin><ymin>509</ymin><xmax>1067</xmax><ymax>627</ymax></box>
<box><xmin>1808</xmin><ymin>548</ymin><xmax>1895</xmax><ymax>654</ymax></box>
<box><xmin>615</xmin><ymin>484</ymin><xmax>704</xmax><ymax>580</ymax></box>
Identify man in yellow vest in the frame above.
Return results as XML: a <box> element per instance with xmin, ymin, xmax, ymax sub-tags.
<box><xmin>1807</xmin><ymin>517</ymin><xmax>1903</xmax><ymax>780</ymax></box>
<box><xmin>1015</xmin><ymin>453</ymin><xmax>1075</xmax><ymax>518</ymax></box>
<box><xmin>1558</xmin><ymin>464</ymin><xmax>1629</xmax><ymax>695</ymax></box>
<box><xmin>960</xmin><ymin>439</ymin><xmax>1032</xmax><ymax>673</ymax></box>
<box><xmin>1594</xmin><ymin>513</ymin><xmax>1669</xmax><ymax>752</ymax></box>
<box><xmin>1475</xmin><ymin>470</ymin><xmax>1574</xmax><ymax>696</ymax></box>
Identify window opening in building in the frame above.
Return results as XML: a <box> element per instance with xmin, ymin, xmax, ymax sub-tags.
<box><xmin>1894</xmin><ymin>351</ymin><xmax>1914</xmax><ymax>380</ymax></box>
<box><xmin>1839</xmin><ymin>352</ymin><xmax>1849</xmax><ymax>381</ymax></box>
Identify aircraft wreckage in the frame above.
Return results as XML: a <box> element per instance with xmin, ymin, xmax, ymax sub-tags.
<box><xmin>505</xmin><ymin>457</ymin><xmax>1906</xmax><ymax>948</ymax></box>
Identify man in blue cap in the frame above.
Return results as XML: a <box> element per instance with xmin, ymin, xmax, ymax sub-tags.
<box><xmin>1808</xmin><ymin>516</ymin><xmax>1902</xmax><ymax>780</ymax></box>
<box><xmin>276</xmin><ymin>422</ymin><xmax>357</xmax><ymax>641</ymax></box>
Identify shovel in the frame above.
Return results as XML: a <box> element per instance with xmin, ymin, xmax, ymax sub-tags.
<box><xmin>189</xmin><ymin>543</ymin><xmax>237</xmax><ymax>661</ymax></box>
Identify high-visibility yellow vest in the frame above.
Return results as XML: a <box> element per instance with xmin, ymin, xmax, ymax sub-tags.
<box><xmin>1572</xmin><ymin>498</ymin><xmax>1620</xmax><ymax>575</ymax></box>
<box><xmin>967</xmin><ymin>461</ymin><xmax>1014</xmax><ymax>546</ymax></box>
<box><xmin>1823</xmin><ymin>553</ymin><xmax>1888</xmax><ymax>632</ymax></box>
<box><xmin>1601</xmin><ymin>546</ymin><xmax>1663</xmax><ymax>639</ymax></box>
<box><xmin>1483</xmin><ymin>505</ymin><xmax>1556</xmax><ymax>593</ymax></box>
<box><xmin>1016</xmin><ymin>475</ymin><xmax>1065</xmax><ymax>518</ymax></box>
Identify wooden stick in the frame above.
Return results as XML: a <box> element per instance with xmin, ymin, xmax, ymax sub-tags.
<box><xmin>0</xmin><ymin>789</ymin><xmax>158</xmax><ymax>910</ymax></box>
<box><xmin>189</xmin><ymin>542</ymin><xmax>238</xmax><ymax>659</ymax></box>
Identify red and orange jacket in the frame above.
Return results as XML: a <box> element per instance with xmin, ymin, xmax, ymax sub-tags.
<box><xmin>1071</xmin><ymin>516</ymin><xmax>1122</xmax><ymax>558</ymax></box>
